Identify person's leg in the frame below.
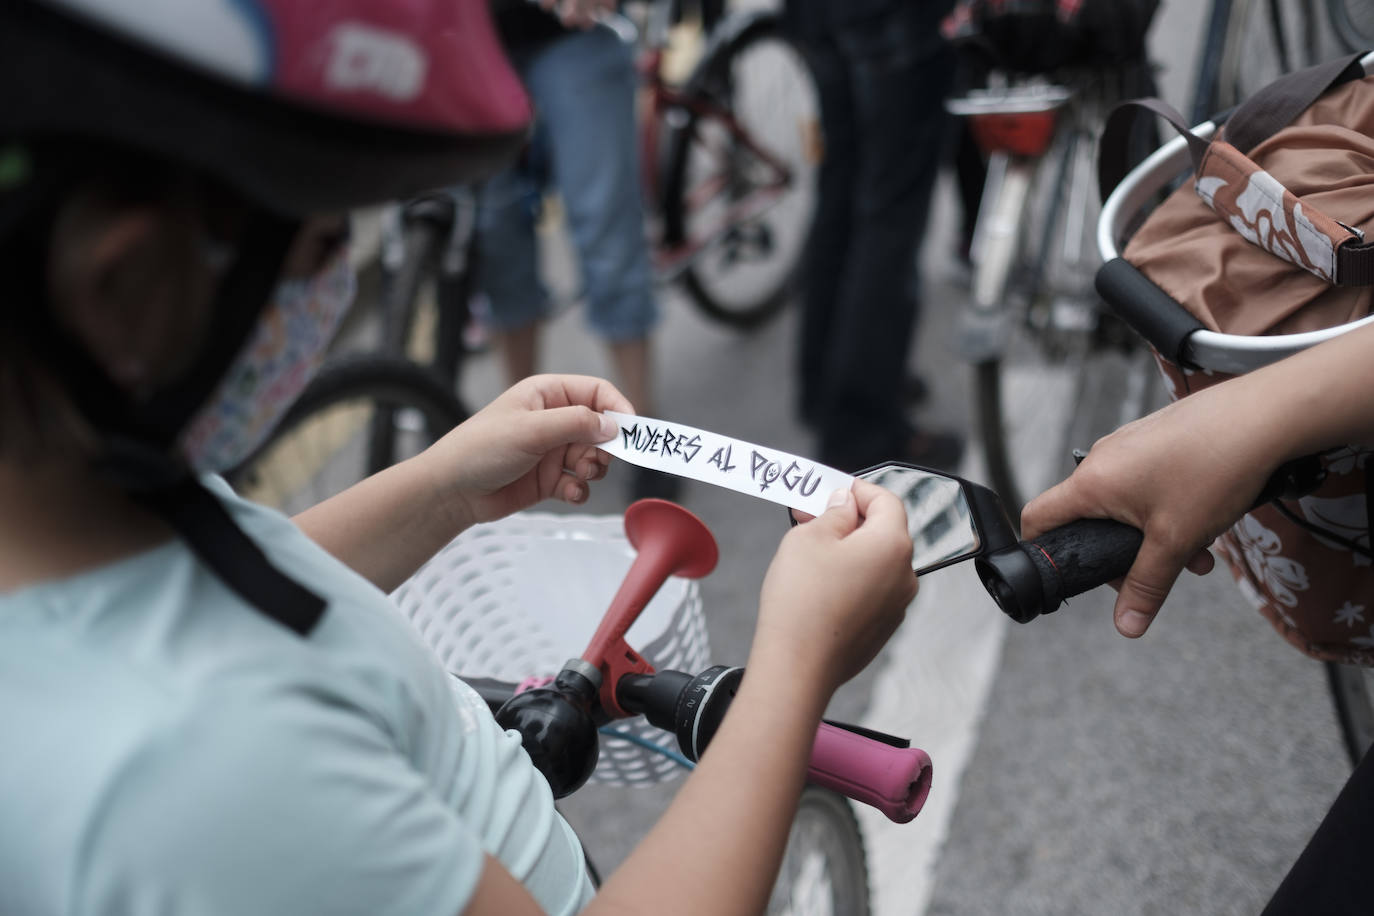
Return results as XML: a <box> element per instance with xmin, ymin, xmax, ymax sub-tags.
<box><xmin>1262</xmin><ymin>744</ymin><xmax>1374</xmax><ymax>913</ymax></box>
<box><xmin>790</xmin><ymin>27</ymin><xmax>856</xmax><ymax>429</ymax></box>
<box><xmin>475</xmin><ymin>145</ymin><xmax>551</xmax><ymax>388</ymax></box>
<box><xmin>607</xmin><ymin>338</ymin><xmax>651</xmax><ymax>419</ymax></box>
<box><xmin>497</xmin><ymin>323</ymin><xmax>540</xmax><ymax>387</ymax></box>
<box><xmin>815</xmin><ymin>6</ymin><xmax>957</xmax><ymax>470</ymax></box>
<box><xmin>520</xmin><ymin>29</ymin><xmax>676</xmax><ymax>499</ymax></box>
<box><xmin>520</xmin><ymin>27</ymin><xmax>660</xmax><ymax>412</ymax></box>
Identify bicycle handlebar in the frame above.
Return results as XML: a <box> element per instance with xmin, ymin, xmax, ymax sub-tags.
<box><xmin>810</xmin><ymin>722</ymin><xmax>932</xmax><ymax>824</ymax></box>
<box><xmin>463</xmin><ymin>670</ymin><xmax>934</xmax><ymax>823</ymax></box>
<box><xmin>976</xmin><ymin>453</ymin><xmax>1329</xmax><ymax>623</ymax></box>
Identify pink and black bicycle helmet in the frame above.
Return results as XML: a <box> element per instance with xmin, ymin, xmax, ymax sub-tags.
<box><xmin>1</xmin><ymin>0</ymin><xmax>535</xmax><ymax>637</ymax></box>
<box><xmin>1</xmin><ymin>0</ymin><xmax>533</xmax><ymax>214</ymax></box>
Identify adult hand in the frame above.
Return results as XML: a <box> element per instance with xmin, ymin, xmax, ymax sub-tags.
<box><xmin>755</xmin><ymin>480</ymin><xmax>917</xmax><ymax>693</ymax></box>
<box><xmin>539</xmin><ymin>0</ymin><xmax>616</xmax><ymax>29</ymax></box>
<box><xmin>427</xmin><ymin>374</ymin><xmax>633</xmax><ymax>527</ymax></box>
<box><xmin>1022</xmin><ymin>380</ymin><xmax>1282</xmax><ymax>639</ymax></box>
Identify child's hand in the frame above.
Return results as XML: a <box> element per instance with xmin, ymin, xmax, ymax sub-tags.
<box><xmin>1022</xmin><ymin>382</ymin><xmax>1280</xmax><ymax>639</ymax></box>
<box><xmin>428</xmin><ymin>375</ymin><xmax>633</xmax><ymax>526</ymax></box>
<box><xmin>754</xmin><ymin>480</ymin><xmax>917</xmax><ymax>694</ymax></box>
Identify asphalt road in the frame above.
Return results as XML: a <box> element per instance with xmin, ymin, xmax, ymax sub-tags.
<box><xmin>439</xmin><ymin>2</ymin><xmax>1356</xmax><ymax>911</ymax></box>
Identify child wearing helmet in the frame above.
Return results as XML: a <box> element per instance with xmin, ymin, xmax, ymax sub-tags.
<box><xmin>0</xmin><ymin>3</ymin><xmax>918</xmax><ymax>914</ymax></box>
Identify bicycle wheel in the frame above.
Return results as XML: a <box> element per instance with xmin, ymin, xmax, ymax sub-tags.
<box><xmin>973</xmin><ymin>112</ymin><xmax>1095</xmax><ymax>514</ymax></box>
<box><xmin>973</xmin><ymin>83</ymin><xmax>1164</xmax><ymax>517</ymax></box>
<box><xmin>766</xmin><ymin>787</ymin><xmax>870</xmax><ymax>916</ymax></box>
<box><xmin>1215</xmin><ymin>0</ymin><xmax>1321</xmax><ymax>110</ymax></box>
<box><xmin>1328</xmin><ymin>0</ymin><xmax>1374</xmax><ymax>51</ymax></box>
<box><xmin>227</xmin><ymin>355</ymin><xmax>468</xmax><ymax>515</ymax></box>
<box><xmin>663</xmin><ymin>14</ymin><xmax>820</xmax><ymax>329</ymax></box>
<box><xmin>379</xmin><ymin>217</ymin><xmax>444</xmax><ymax>360</ymax></box>
<box><xmin>1327</xmin><ymin>660</ymin><xmax>1374</xmax><ymax>767</ymax></box>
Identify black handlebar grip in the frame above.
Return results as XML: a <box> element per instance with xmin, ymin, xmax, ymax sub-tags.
<box><xmin>1095</xmin><ymin>258</ymin><xmax>1206</xmax><ymax>370</ymax></box>
<box><xmin>977</xmin><ymin>518</ymin><xmax>1143</xmax><ymax>623</ymax></box>
<box><xmin>1024</xmin><ymin>519</ymin><xmax>1143</xmax><ymax>610</ymax></box>
<box><xmin>974</xmin><ymin>454</ymin><xmax>1329</xmax><ymax>624</ymax></box>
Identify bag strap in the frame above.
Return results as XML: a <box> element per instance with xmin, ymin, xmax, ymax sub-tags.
<box><xmin>1098</xmin><ymin>96</ymin><xmax>1206</xmax><ymax>201</ymax></box>
<box><xmin>1098</xmin><ymin>53</ymin><xmax>1366</xmax><ymax>199</ymax></box>
<box><xmin>1225</xmin><ymin>53</ymin><xmax>1366</xmax><ymax>153</ymax></box>
<box><xmin>1098</xmin><ymin>54</ymin><xmax>1374</xmax><ymax>286</ymax></box>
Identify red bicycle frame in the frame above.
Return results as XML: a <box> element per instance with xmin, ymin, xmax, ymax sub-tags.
<box><xmin>632</xmin><ymin>18</ymin><xmax>804</xmax><ymax>278</ymax></box>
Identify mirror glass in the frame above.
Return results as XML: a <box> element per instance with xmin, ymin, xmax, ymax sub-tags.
<box><xmin>858</xmin><ymin>465</ymin><xmax>980</xmax><ymax>574</ymax></box>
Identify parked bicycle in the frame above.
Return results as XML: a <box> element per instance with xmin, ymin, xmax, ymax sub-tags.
<box><xmin>948</xmin><ymin>66</ymin><xmax>1161</xmax><ymax>515</ymax></box>
<box><xmin>373</xmin><ymin>0</ymin><xmax>819</xmax><ymax>384</ymax></box>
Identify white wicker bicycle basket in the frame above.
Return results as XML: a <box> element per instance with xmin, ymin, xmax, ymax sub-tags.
<box><xmin>392</xmin><ymin>511</ymin><xmax>712</xmax><ymax>787</ymax></box>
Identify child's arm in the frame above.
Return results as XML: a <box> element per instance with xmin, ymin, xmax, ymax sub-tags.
<box><xmin>462</xmin><ymin>481</ymin><xmax>918</xmax><ymax>916</ymax></box>
<box><xmin>291</xmin><ymin>375</ymin><xmax>632</xmax><ymax>592</ymax></box>
<box><xmin>1022</xmin><ymin>319</ymin><xmax>1374</xmax><ymax>639</ymax></box>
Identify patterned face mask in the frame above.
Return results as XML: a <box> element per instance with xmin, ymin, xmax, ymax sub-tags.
<box><xmin>177</xmin><ymin>243</ymin><xmax>356</xmax><ymax>473</ymax></box>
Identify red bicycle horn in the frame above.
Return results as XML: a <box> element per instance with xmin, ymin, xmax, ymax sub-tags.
<box><xmin>581</xmin><ymin>499</ymin><xmax>718</xmax><ymax>717</ymax></box>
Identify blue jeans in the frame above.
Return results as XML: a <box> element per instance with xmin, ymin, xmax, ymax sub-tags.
<box><xmin>476</xmin><ymin>27</ymin><xmax>658</xmax><ymax>342</ymax></box>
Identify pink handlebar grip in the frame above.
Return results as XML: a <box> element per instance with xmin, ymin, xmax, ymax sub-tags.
<box><xmin>807</xmin><ymin>722</ymin><xmax>933</xmax><ymax>824</ymax></box>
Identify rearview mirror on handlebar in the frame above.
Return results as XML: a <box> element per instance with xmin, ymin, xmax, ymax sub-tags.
<box><xmin>855</xmin><ymin>462</ymin><xmax>1020</xmax><ymax>575</ymax></box>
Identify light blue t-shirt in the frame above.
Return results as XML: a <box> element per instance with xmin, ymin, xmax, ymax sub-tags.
<box><xmin>0</xmin><ymin>477</ymin><xmax>594</xmax><ymax>916</ymax></box>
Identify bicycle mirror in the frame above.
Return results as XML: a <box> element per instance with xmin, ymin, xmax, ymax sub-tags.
<box><xmin>854</xmin><ymin>462</ymin><xmax>1018</xmax><ymax>576</ymax></box>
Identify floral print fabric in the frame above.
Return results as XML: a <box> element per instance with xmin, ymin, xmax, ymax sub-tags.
<box><xmin>178</xmin><ymin>247</ymin><xmax>356</xmax><ymax>473</ymax></box>
<box><xmin>1194</xmin><ymin>142</ymin><xmax>1348</xmax><ymax>284</ymax></box>
<box><xmin>1124</xmin><ymin>75</ymin><xmax>1374</xmax><ymax>666</ymax></box>
<box><xmin>1155</xmin><ymin>356</ymin><xmax>1374</xmax><ymax>666</ymax></box>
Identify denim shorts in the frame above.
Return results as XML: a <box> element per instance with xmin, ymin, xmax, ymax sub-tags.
<box><xmin>476</xmin><ymin>27</ymin><xmax>658</xmax><ymax>342</ymax></box>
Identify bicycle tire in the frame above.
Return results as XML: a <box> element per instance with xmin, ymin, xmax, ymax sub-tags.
<box><xmin>766</xmin><ymin>787</ymin><xmax>870</xmax><ymax>916</ymax></box>
<box><xmin>380</xmin><ymin>220</ymin><xmax>442</xmax><ymax>359</ymax></box>
<box><xmin>1191</xmin><ymin>0</ymin><xmax>1237</xmax><ymax>123</ymax></box>
<box><xmin>1326</xmin><ymin>660</ymin><xmax>1374</xmax><ymax>768</ymax></box>
<box><xmin>1328</xmin><ymin>0</ymin><xmax>1374</xmax><ymax>52</ymax></box>
<box><xmin>972</xmin><ymin>78</ymin><xmax>1163</xmax><ymax>516</ymax></box>
<box><xmin>971</xmin><ymin>119</ymin><xmax>1087</xmax><ymax>514</ymax></box>
<box><xmin>1215</xmin><ymin>0</ymin><xmax>1320</xmax><ymax>110</ymax></box>
<box><xmin>226</xmin><ymin>355</ymin><xmax>468</xmax><ymax>515</ymax></box>
<box><xmin>662</xmin><ymin>13</ymin><xmax>820</xmax><ymax>330</ymax></box>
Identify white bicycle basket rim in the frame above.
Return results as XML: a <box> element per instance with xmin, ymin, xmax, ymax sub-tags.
<box><xmin>1097</xmin><ymin>50</ymin><xmax>1374</xmax><ymax>374</ymax></box>
<box><xmin>392</xmin><ymin>512</ymin><xmax>712</xmax><ymax>787</ymax></box>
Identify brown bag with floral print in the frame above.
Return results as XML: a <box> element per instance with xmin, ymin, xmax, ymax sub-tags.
<box><xmin>1112</xmin><ymin>58</ymin><xmax>1374</xmax><ymax>665</ymax></box>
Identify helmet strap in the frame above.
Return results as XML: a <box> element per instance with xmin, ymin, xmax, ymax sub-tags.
<box><xmin>27</xmin><ymin>206</ymin><xmax>328</xmax><ymax>635</ymax></box>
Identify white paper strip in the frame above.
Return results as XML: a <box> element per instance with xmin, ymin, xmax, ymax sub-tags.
<box><xmin>600</xmin><ymin>411</ymin><xmax>854</xmax><ymax>517</ymax></box>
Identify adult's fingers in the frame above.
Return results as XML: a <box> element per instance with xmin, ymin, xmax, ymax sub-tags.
<box><xmin>1020</xmin><ymin>475</ymin><xmax>1101</xmax><ymax>542</ymax></box>
<box><xmin>1112</xmin><ymin>538</ymin><xmax>1189</xmax><ymax>638</ymax></box>
<box><xmin>1184</xmin><ymin>547</ymin><xmax>1216</xmax><ymax>576</ymax></box>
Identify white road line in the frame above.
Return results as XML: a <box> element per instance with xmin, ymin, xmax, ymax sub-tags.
<box><xmin>860</xmin><ymin>364</ymin><xmax>1075</xmax><ymax>915</ymax></box>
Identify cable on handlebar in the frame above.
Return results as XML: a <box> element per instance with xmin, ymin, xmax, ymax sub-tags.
<box><xmin>598</xmin><ymin>726</ymin><xmax>697</xmax><ymax>770</ymax></box>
